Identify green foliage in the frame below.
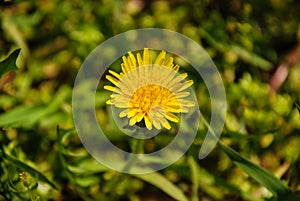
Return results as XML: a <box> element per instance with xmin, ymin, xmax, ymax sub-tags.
<box><xmin>219</xmin><ymin>142</ymin><xmax>298</xmax><ymax>201</ymax></box>
<box><xmin>296</xmin><ymin>103</ymin><xmax>300</xmax><ymax>114</ymax></box>
<box><xmin>1</xmin><ymin>0</ymin><xmax>300</xmax><ymax>200</ymax></box>
<box><xmin>1</xmin><ymin>146</ymin><xmax>57</xmax><ymax>190</ymax></box>
<box><xmin>0</xmin><ymin>49</ymin><xmax>20</xmax><ymax>78</ymax></box>
<box><xmin>135</xmin><ymin>173</ymin><xmax>189</xmax><ymax>201</ymax></box>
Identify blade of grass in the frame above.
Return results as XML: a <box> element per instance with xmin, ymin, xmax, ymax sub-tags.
<box><xmin>188</xmin><ymin>156</ymin><xmax>199</xmax><ymax>201</ymax></box>
<box><xmin>135</xmin><ymin>172</ymin><xmax>189</xmax><ymax>201</ymax></box>
<box><xmin>200</xmin><ymin>115</ymin><xmax>298</xmax><ymax>200</ymax></box>
<box><xmin>219</xmin><ymin>142</ymin><xmax>298</xmax><ymax>201</ymax></box>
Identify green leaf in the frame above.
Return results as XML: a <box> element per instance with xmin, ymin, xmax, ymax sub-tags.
<box><xmin>0</xmin><ymin>49</ymin><xmax>20</xmax><ymax>78</ymax></box>
<box><xmin>230</xmin><ymin>45</ymin><xmax>272</xmax><ymax>70</ymax></box>
<box><xmin>184</xmin><ymin>157</ymin><xmax>262</xmax><ymax>201</ymax></box>
<box><xmin>0</xmin><ymin>86</ymin><xmax>70</xmax><ymax>127</ymax></box>
<box><xmin>188</xmin><ymin>156</ymin><xmax>199</xmax><ymax>201</ymax></box>
<box><xmin>135</xmin><ymin>172</ymin><xmax>189</xmax><ymax>201</ymax></box>
<box><xmin>219</xmin><ymin>142</ymin><xmax>298</xmax><ymax>201</ymax></box>
<box><xmin>1</xmin><ymin>148</ymin><xmax>58</xmax><ymax>190</ymax></box>
<box><xmin>198</xmin><ymin>28</ymin><xmax>272</xmax><ymax>70</ymax></box>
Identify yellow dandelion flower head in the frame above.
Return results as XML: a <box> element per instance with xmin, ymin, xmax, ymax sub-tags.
<box><xmin>104</xmin><ymin>48</ymin><xmax>195</xmax><ymax>130</ymax></box>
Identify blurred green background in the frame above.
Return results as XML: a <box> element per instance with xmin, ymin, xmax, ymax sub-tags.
<box><xmin>0</xmin><ymin>0</ymin><xmax>300</xmax><ymax>200</ymax></box>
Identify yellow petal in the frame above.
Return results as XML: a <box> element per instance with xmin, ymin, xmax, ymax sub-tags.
<box><xmin>110</xmin><ymin>94</ymin><xmax>130</xmax><ymax>103</ymax></box>
<box><xmin>143</xmin><ymin>48</ymin><xmax>151</xmax><ymax>65</ymax></box>
<box><xmin>160</xmin><ymin>68</ymin><xmax>178</xmax><ymax>86</ymax></box>
<box><xmin>156</xmin><ymin>66</ymin><xmax>170</xmax><ymax>84</ymax></box>
<box><xmin>179</xmin><ymin>99</ymin><xmax>195</xmax><ymax>107</ymax></box>
<box><xmin>173</xmin><ymin>80</ymin><xmax>194</xmax><ymax>92</ymax></box>
<box><xmin>138</xmin><ymin>66</ymin><xmax>149</xmax><ymax>86</ymax></box>
<box><xmin>109</xmin><ymin>70</ymin><xmax>121</xmax><ymax>80</ymax></box>
<box><xmin>114</xmin><ymin>102</ymin><xmax>130</xmax><ymax>108</ymax></box>
<box><xmin>135</xmin><ymin>112</ymin><xmax>145</xmax><ymax>122</ymax></box>
<box><xmin>166</xmin><ymin>74</ymin><xmax>188</xmax><ymax>89</ymax></box>
<box><xmin>144</xmin><ymin>115</ymin><xmax>152</xmax><ymax>130</ymax></box>
<box><xmin>172</xmin><ymin>64</ymin><xmax>179</xmax><ymax>72</ymax></box>
<box><xmin>164</xmin><ymin>105</ymin><xmax>181</xmax><ymax>113</ymax></box>
<box><xmin>122</xmin><ymin>56</ymin><xmax>131</xmax><ymax>73</ymax></box>
<box><xmin>155</xmin><ymin>109</ymin><xmax>165</xmax><ymax>118</ymax></box>
<box><xmin>128</xmin><ymin>108</ymin><xmax>139</xmax><ymax>117</ymax></box>
<box><xmin>119</xmin><ymin>109</ymin><xmax>129</xmax><ymax>118</ymax></box>
<box><xmin>152</xmin><ymin>118</ymin><xmax>161</xmax><ymax>130</ymax></box>
<box><xmin>180</xmin><ymin>108</ymin><xmax>189</xmax><ymax>113</ymax></box>
<box><xmin>163</xmin><ymin>57</ymin><xmax>173</xmax><ymax>68</ymax></box>
<box><xmin>175</xmin><ymin>91</ymin><xmax>190</xmax><ymax>98</ymax></box>
<box><xmin>162</xmin><ymin>119</ymin><xmax>171</xmax><ymax>130</ymax></box>
<box><xmin>106</xmin><ymin>75</ymin><xmax>119</xmax><ymax>86</ymax></box>
<box><xmin>154</xmin><ymin>50</ymin><xmax>166</xmax><ymax>65</ymax></box>
<box><xmin>121</xmin><ymin>64</ymin><xmax>127</xmax><ymax>74</ymax></box>
<box><xmin>104</xmin><ymin>85</ymin><xmax>116</xmax><ymax>92</ymax></box>
<box><xmin>128</xmin><ymin>52</ymin><xmax>137</xmax><ymax>69</ymax></box>
<box><xmin>137</xmin><ymin>53</ymin><xmax>143</xmax><ymax>66</ymax></box>
<box><xmin>165</xmin><ymin>112</ymin><xmax>179</xmax><ymax>123</ymax></box>
<box><xmin>129</xmin><ymin>117</ymin><xmax>136</xmax><ymax>126</ymax></box>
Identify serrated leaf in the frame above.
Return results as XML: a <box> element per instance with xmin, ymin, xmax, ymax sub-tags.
<box><xmin>0</xmin><ymin>49</ymin><xmax>20</xmax><ymax>78</ymax></box>
<box><xmin>135</xmin><ymin>172</ymin><xmax>189</xmax><ymax>201</ymax></box>
<box><xmin>219</xmin><ymin>142</ymin><xmax>298</xmax><ymax>201</ymax></box>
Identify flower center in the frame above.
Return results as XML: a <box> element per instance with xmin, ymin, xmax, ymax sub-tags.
<box><xmin>130</xmin><ymin>84</ymin><xmax>177</xmax><ymax>115</ymax></box>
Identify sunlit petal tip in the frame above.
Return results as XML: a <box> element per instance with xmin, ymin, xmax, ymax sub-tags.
<box><xmin>129</xmin><ymin>118</ymin><xmax>136</xmax><ymax>126</ymax></box>
<box><xmin>136</xmin><ymin>112</ymin><xmax>145</xmax><ymax>122</ymax></box>
<box><xmin>180</xmin><ymin>73</ymin><xmax>188</xmax><ymax>79</ymax></box>
<box><xmin>106</xmin><ymin>75</ymin><xmax>119</xmax><ymax>86</ymax></box>
<box><xmin>122</xmin><ymin>56</ymin><xmax>131</xmax><ymax>72</ymax></box>
<box><xmin>108</xmin><ymin>70</ymin><xmax>122</xmax><ymax>80</ymax></box>
<box><xmin>119</xmin><ymin>109</ymin><xmax>129</xmax><ymax>118</ymax></box>
<box><xmin>175</xmin><ymin>91</ymin><xmax>190</xmax><ymax>98</ymax></box>
<box><xmin>180</xmin><ymin>108</ymin><xmax>189</xmax><ymax>113</ymax></box>
<box><xmin>175</xmin><ymin>80</ymin><xmax>194</xmax><ymax>92</ymax></box>
<box><xmin>104</xmin><ymin>85</ymin><xmax>115</xmax><ymax>92</ymax></box>
<box><xmin>165</xmin><ymin>112</ymin><xmax>179</xmax><ymax>123</ymax></box>
<box><xmin>164</xmin><ymin>57</ymin><xmax>174</xmax><ymax>67</ymax></box>
<box><xmin>180</xmin><ymin>100</ymin><xmax>195</xmax><ymax>107</ymax></box>
<box><xmin>128</xmin><ymin>108</ymin><xmax>138</xmax><ymax>117</ymax></box>
<box><xmin>143</xmin><ymin>48</ymin><xmax>151</xmax><ymax>65</ymax></box>
<box><xmin>144</xmin><ymin>116</ymin><xmax>152</xmax><ymax>130</ymax></box>
<box><xmin>154</xmin><ymin>50</ymin><xmax>166</xmax><ymax>64</ymax></box>
<box><xmin>137</xmin><ymin>53</ymin><xmax>143</xmax><ymax>66</ymax></box>
<box><xmin>128</xmin><ymin>52</ymin><xmax>137</xmax><ymax>68</ymax></box>
<box><xmin>153</xmin><ymin>119</ymin><xmax>161</xmax><ymax>130</ymax></box>
<box><xmin>173</xmin><ymin>65</ymin><xmax>180</xmax><ymax>72</ymax></box>
<box><xmin>163</xmin><ymin>120</ymin><xmax>171</xmax><ymax>130</ymax></box>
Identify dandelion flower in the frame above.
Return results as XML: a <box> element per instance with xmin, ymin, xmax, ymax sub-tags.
<box><xmin>104</xmin><ymin>48</ymin><xmax>195</xmax><ymax>130</ymax></box>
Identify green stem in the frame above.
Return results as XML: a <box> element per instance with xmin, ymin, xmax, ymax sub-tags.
<box><xmin>122</xmin><ymin>138</ymin><xmax>145</xmax><ymax>173</ymax></box>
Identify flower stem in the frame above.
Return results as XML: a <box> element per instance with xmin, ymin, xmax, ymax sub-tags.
<box><xmin>122</xmin><ymin>138</ymin><xmax>145</xmax><ymax>173</ymax></box>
